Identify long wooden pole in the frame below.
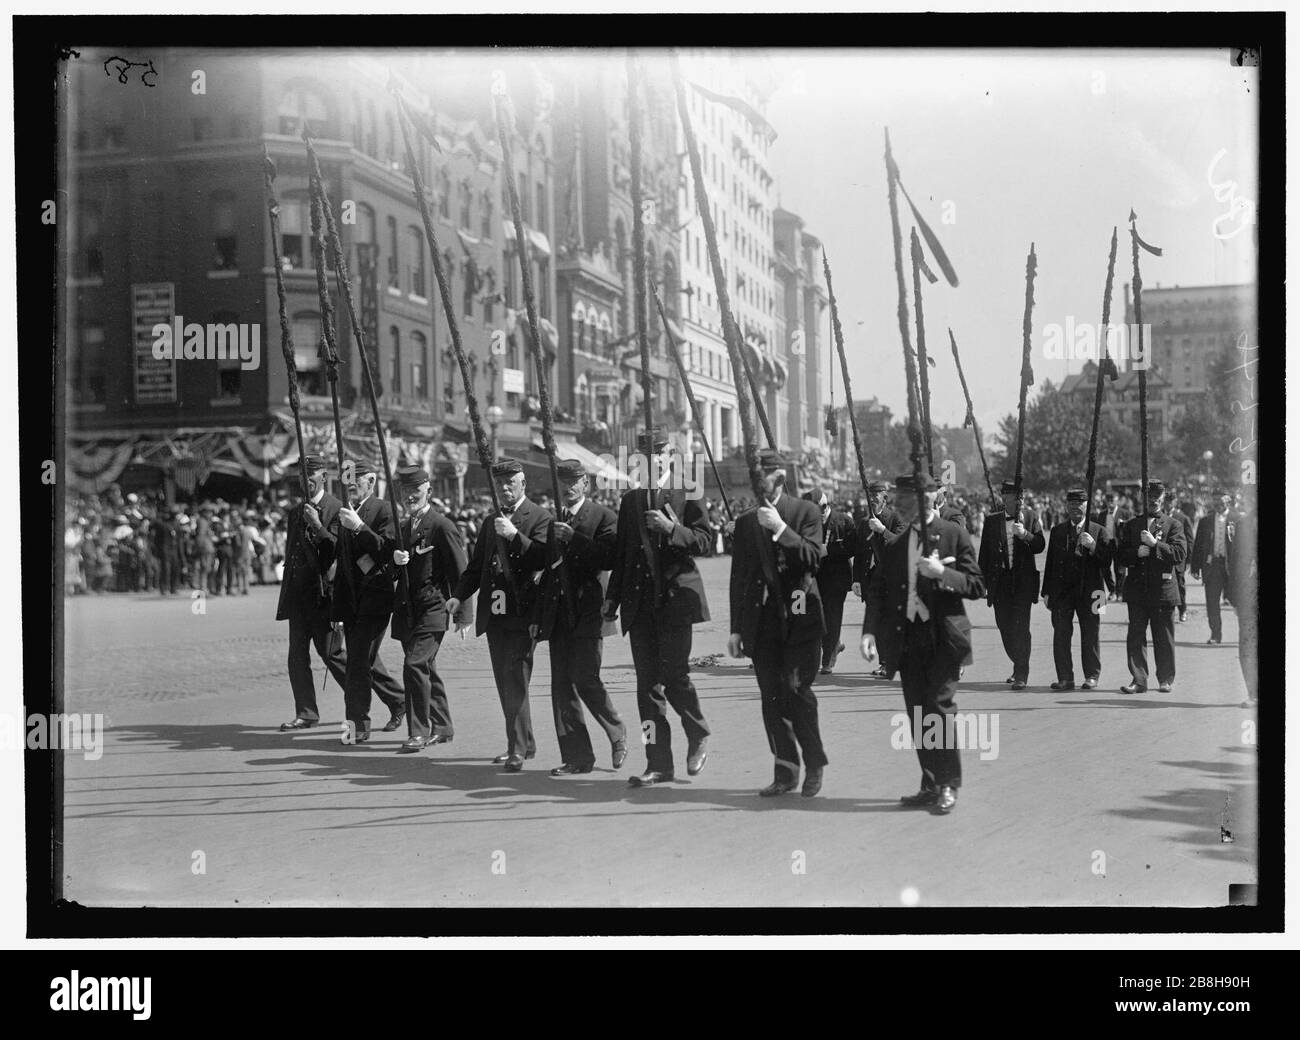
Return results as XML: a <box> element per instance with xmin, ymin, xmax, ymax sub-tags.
<box><xmin>910</xmin><ymin>229</ymin><xmax>935</xmax><ymax>476</ymax></box>
<box><xmin>1085</xmin><ymin>227</ymin><xmax>1119</xmax><ymax>514</ymax></box>
<box><xmin>884</xmin><ymin>128</ymin><xmax>927</xmax><ymax>544</ymax></box>
<box><xmin>655</xmin><ymin>287</ymin><xmax>732</xmax><ymax>521</ymax></box>
<box><xmin>305</xmin><ymin>163</ymin><xmax>348</xmax><ymax>499</ymax></box>
<box><xmin>393</xmin><ymin>89</ymin><xmax>513</xmax><ymax>585</ymax></box>
<box><xmin>1130</xmin><ymin>216</ymin><xmax>1150</xmax><ymax>519</ymax></box>
<box><xmin>1013</xmin><ymin>243</ymin><xmax>1038</xmax><ymax>504</ymax></box>
<box><xmin>822</xmin><ymin>248</ymin><xmax>877</xmax><ymax>520</ymax></box>
<box><xmin>947</xmin><ymin>328</ymin><xmax>997</xmax><ymax>504</ymax></box>
<box><xmin>671</xmin><ymin>53</ymin><xmax>767</xmax><ymax>505</ymax></box>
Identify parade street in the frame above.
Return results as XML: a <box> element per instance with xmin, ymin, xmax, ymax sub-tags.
<box><xmin>61</xmin><ymin>553</ymin><xmax>1257</xmax><ymax>909</ymax></box>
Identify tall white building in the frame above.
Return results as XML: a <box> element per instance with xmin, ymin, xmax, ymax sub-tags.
<box><xmin>675</xmin><ymin>51</ymin><xmax>784</xmax><ymax>458</ymax></box>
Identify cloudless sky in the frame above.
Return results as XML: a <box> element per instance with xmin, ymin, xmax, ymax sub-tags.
<box><xmin>758</xmin><ymin>48</ymin><xmax>1258</xmax><ymax>435</ymax></box>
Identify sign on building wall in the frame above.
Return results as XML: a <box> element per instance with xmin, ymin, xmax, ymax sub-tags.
<box><xmin>502</xmin><ymin>367</ymin><xmax>525</xmax><ymax>394</ymax></box>
<box><xmin>132</xmin><ymin>282</ymin><xmax>177</xmax><ymax>404</ymax></box>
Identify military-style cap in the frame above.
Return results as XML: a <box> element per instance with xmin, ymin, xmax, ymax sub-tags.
<box><xmin>396</xmin><ymin>464</ymin><xmax>429</xmax><ymax>489</ymax></box>
<box><xmin>801</xmin><ymin>489</ymin><xmax>828</xmax><ymax>506</ymax></box>
<box><xmin>758</xmin><ymin>448</ymin><xmax>788</xmax><ymax>471</ymax></box>
<box><xmin>867</xmin><ymin>480</ymin><xmax>890</xmax><ymax>493</ymax></box>
<box><xmin>1000</xmin><ymin>479</ymin><xmax>1020</xmax><ymax>494</ymax></box>
<box><xmin>1146</xmin><ymin>478</ymin><xmax>1166</xmax><ymax>495</ymax></box>
<box><xmin>490</xmin><ymin>457</ymin><xmax>524</xmax><ymax>477</ymax></box>
<box><xmin>635</xmin><ymin>426</ymin><xmax>669</xmax><ymax>454</ymax></box>
<box><xmin>896</xmin><ymin>472</ymin><xmax>939</xmax><ymax>492</ymax></box>
<box><xmin>349</xmin><ymin>458</ymin><xmax>379</xmax><ymax>477</ymax></box>
<box><xmin>1066</xmin><ymin>488</ymin><xmax>1087</xmax><ymax>503</ymax></box>
<box><xmin>555</xmin><ymin>459</ymin><xmax>586</xmax><ymax>481</ymax></box>
<box><xmin>300</xmin><ymin>454</ymin><xmax>327</xmax><ymax>474</ymax></box>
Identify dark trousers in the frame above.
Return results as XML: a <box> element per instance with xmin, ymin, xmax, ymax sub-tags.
<box><xmin>159</xmin><ymin>551</ymin><xmax>181</xmax><ymax>594</ymax></box>
<box><xmin>402</xmin><ymin>624</ymin><xmax>451</xmax><ymax>739</ymax></box>
<box><xmin>993</xmin><ymin>600</ymin><xmax>1033</xmax><ymax>680</ymax></box>
<box><xmin>754</xmin><ymin>631</ymin><xmax>826</xmax><ymax>782</ymax></box>
<box><xmin>628</xmin><ymin>617</ymin><xmax>709</xmax><ymax>773</ymax></box>
<box><xmin>286</xmin><ymin>602</ymin><xmax>348</xmax><ymax>722</ymax></box>
<box><xmin>899</xmin><ymin>620</ymin><xmax>962</xmax><ymax>790</ymax></box>
<box><xmin>820</xmin><ymin>586</ymin><xmax>850</xmax><ymax>667</ymax></box>
<box><xmin>1126</xmin><ymin>601</ymin><xmax>1176</xmax><ymax>686</ymax></box>
<box><xmin>342</xmin><ymin>614</ymin><xmax>405</xmax><ymax>736</ymax></box>
<box><xmin>1176</xmin><ymin>567</ymin><xmax>1187</xmax><ymax>614</ymax></box>
<box><xmin>1113</xmin><ymin>562</ymin><xmax>1127</xmax><ymax>599</ymax></box>
<box><xmin>1051</xmin><ymin>602</ymin><xmax>1101</xmax><ymax>683</ymax></box>
<box><xmin>1204</xmin><ymin>558</ymin><xmax>1228</xmax><ymax>641</ymax></box>
<box><xmin>487</xmin><ymin>627</ymin><xmax>537</xmax><ymax>758</ymax></box>
<box><xmin>549</xmin><ymin>626</ymin><xmax>624</xmax><ymax>767</ymax></box>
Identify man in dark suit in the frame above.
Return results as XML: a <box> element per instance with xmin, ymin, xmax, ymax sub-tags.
<box><xmin>1041</xmin><ymin>488</ymin><xmax>1113</xmax><ymax>691</ymax></box>
<box><xmin>152</xmin><ymin>508</ymin><xmax>183</xmax><ymax>595</ymax></box>
<box><xmin>390</xmin><ymin>464</ymin><xmax>472</xmax><ymax>753</ymax></box>
<box><xmin>1119</xmin><ymin>478</ymin><xmax>1188</xmax><ymax>694</ymax></box>
<box><xmin>862</xmin><ymin>472</ymin><xmax>985</xmax><ymax>814</ymax></box>
<box><xmin>536</xmin><ymin>459</ymin><xmax>626</xmax><ymax>776</ymax></box>
<box><xmin>852</xmin><ymin>481</ymin><xmax>905</xmax><ymax>678</ymax></box>
<box><xmin>1231</xmin><ymin>495</ymin><xmax>1257</xmax><ymax>707</ymax></box>
<box><xmin>1189</xmin><ymin>487</ymin><xmax>1236</xmax><ymax>645</ymax></box>
<box><xmin>1093</xmin><ymin>491</ymin><xmax>1121</xmax><ymax>600</ymax></box>
<box><xmin>731</xmin><ymin>451</ymin><xmax>827</xmax><ymax>797</ymax></box>
<box><xmin>803</xmin><ymin>489</ymin><xmax>856</xmax><ymax>675</ymax></box>
<box><xmin>277</xmin><ymin>455</ymin><xmax>349</xmax><ymax>730</ymax></box>
<box><xmin>977</xmin><ymin>478</ymin><xmax>1046</xmax><ymax>689</ymax></box>
<box><xmin>448</xmin><ymin>458</ymin><xmax>551</xmax><ymax>771</ymax></box>
<box><xmin>935</xmin><ymin>484</ymin><xmax>968</xmax><ymax>528</ymax></box>
<box><xmin>605</xmin><ymin>427</ymin><xmax>713</xmax><ymax>787</ymax></box>
<box><xmin>331</xmin><ymin>459</ymin><xmax>407</xmax><ymax>743</ymax></box>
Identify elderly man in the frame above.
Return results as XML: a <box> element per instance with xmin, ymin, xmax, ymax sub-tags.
<box><xmin>605</xmin><ymin>427</ymin><xmax>713</xmax><ymax>787</ymax></box>
<box><xmin>1119</xmin><ymin>479</ymin><xmax>1188</xmax><ymax>695</ymax></box>
<box><xmin>977</xmin><ymin>479</ymin><xmax>1045</xmax><ymax>690</ymax></box>
<box><xmin>331</xmin><ymin>459</ymin><xmax>408</xmax><ymax>743</ymax></box>
<box><xmin>731</xmin><ymin>451</ymin><xmax>827</xmax><ymax>797</ymax></box>
<box><xmin>1189</xmin><ymin>487</ymin><xmax>1236</xmax><ymax>645</ymax></box>
<box><xmin>862</xmin><ymin>472</ymin><xmax>984</xmax><ymax>814</ymax></box>
<box><xmin>390</xmin><ymin>464</ymin><xmax>472</xmax><ymax>753</ymax></box>
<box><xmin>447</xmin><ymin>458</ymin><xmax>551</xmax><ymax>771</ymax></box>
<box><xmin>803</xmin><ymin>488</ymin><xmax>856</xmax><ymax>675</ymax></box>
<box><xmin>535</xmin><ymin>459</ymin><xmax>625</xmax><ymax>776</ymax></box>
<box><xmin>852</xmin><ymin>480</ymin><xmax>905</xmax><ymax>678</ymax></box>
<box><xmin>1041</xmin><ymin>488</ymin><xmax>1112</xmax><ymax>691</ymax></box>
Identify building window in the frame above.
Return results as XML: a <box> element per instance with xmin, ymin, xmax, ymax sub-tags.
<box><xmin>279</xmin><ymin>85</ymin><xmax>330</xmax><ymax>138</ymax></box>
<box><xmin>211</xmin><ymin>192</ymin><xmax>237</xmax><ymax>271</ymax></box>
<box><xmin>279</xmin><ymin>195</ymin><xmax>307</xmax><ymax>269</ymax></box>
<box><xmin>459</xmin><ymin>179</ymin><xmax>472</xmax><ymax>230</ymax></box>
<box><xmin>517</xmin><ymin>173</ymin><xmax>530</xmax><ymax>223</ymax></box>
<box><xmin>482</xmin><ymin>268</ymin><xmax>496</xmax><ymax>324</ymax></box>
<box><xmin>537</xmin><ymin>260</ymin><xmax>550</xmax><ymax>320</ymax></box>
<box><xmin>386</xmin><ymin>216</ymin><xmax>400</xmax><ymax>289</ymax></box>
<box><xmin>411</xmin><ymin>331</ymin><xmax>428</xmax><ymax>397</ymax></box>
<box><xmin>481</xmin><ymin>192</ymin><xmax>494</xmax><ymax>240</ymax></box>
<box><xmin>80</xmin><ymin>203</ymin><xmax>103</xmax><ymax>279</ymax></box>
<box><xmin>389</xmin><ymin>326</ymin><xmax>402</xmax><ymax>394</ymax></box>
<box><xmin>358</xmin><ymin>203</ymin><xmax>376</xmax><ymax>250</ymax></box>
<box><xmin>535</xmin><ymin>181</ymin><xmax>547</xmax><ymax>236</ymax></box>
<box><xmin>463</xmin><ymin>259</ymin><xmax>476</xmax><ymax>319</ymax></box>
<box><xmin>437</xmin><ymin>168</ymin><xmax>451</xmax><ymax>220</ymax></box>
<box><xmin>408</xmin><ymin>226</ymin><xmax>425</xmax><ymax>297</ymax></box>
<box><xmin>73</xmin><ymin>325</ymin><xmax>106</xmax><ymax>404</ymax></box>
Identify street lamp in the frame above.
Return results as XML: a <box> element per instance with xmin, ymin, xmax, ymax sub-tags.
<box><xmin>486</xmin><ymin>404</ymin><xmax>504</xmax><ymax>463</ymax></box>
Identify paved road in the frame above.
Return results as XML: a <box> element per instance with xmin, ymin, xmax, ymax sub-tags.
<box><xmin>60</xmin><ymin>554</ymin><xmax>1257</xmax><ymax>907</ymax></box>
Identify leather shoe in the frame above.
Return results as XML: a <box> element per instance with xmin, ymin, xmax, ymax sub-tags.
<box><xmin>900</xmin><ymin>788</ymin><xmax>938</xmax><ymax>807</ymax></box>
<box><xmin>819</xmin><ymin>665</ymin><xmax>832</xmax><ymax>675</ymax></box>
<box><xmin>1158</xmin><ymin>681</ymin><xmax>1173</xmax><ymax>693</ymax></box>
<box><xmin>932</xmin><ymin>785</ymin><xmax>958</xmax><ymax>814</ymax></box>
<box><xmin>1005</xmin><ymin>675</ymin><xmax>1016</xmax><ymax>684</ymax></box>
<box><xmin>382</xmin><ymin>710</ymin><xmax>406</xmax><ymax>732</ymax></box>
<box><xmin>628</xmin><ymin>770</ymin><xmax>673</xmax><ymax>787</ymax></box>
<box><xmin>503</xmin><ymin>755</ymin><xmax>524</xmax><ymax>772</ymax></box>
<box><xmin>280</xmin><ymin>718</ymin><xmax>316</xmax><ymax>731</ymax></box>
<box><xmin>686</xmin><ymin>737</ymin><xmax>709</xmax><ymax>776</ymax></box>
<box><xmin>1049</xmin><ymin>681</ymin><xmax>1074</xmax><ymax>691</ymax></box>
<box><xmin>611</xmin><ymin>740</ymin><xmax>628</xmax><ymax>770</ymax></box>
<box><xmin>1081</xmin><ymin>677</ymin><xmax>1098</xmax><ymax>690</ymax></box>
<box><xmin>399</xmin><ymin>735</ymin><xmax>433</xmax><ymax>753</ymax></box>
<box><xmin>492</xmin><ymin>752</ymin><xmax>511</xmax><ymax>764</ymax></box>
<box><xmin>1119</xmin><ymin>683</ymin><xmax>1147</xmax><ymax>695</ymax></box>
<box><xmin>759</xmin><ymin>776</ymin><xmax>798</xmax><ymax>797</ymax></box>
<box><xmin>801</xmin><ymin>766</ymin><xmax>823</xmax><ymax>798</ymax></box>
<box><xmin>347</xmin><ymin>730</ymin><xmax>370</xmax><ymax>744</ymax></box>
<box><xmin>1010</xmin><ymin>679</ymin><xmax>1027</xmax><ymax>690</ymax></box>
<box><xmin>1207</xmin><ymin>637</ymin><xmax>1221</xmax><ymax>644</ymax></box>
<box><xmin>550</xmin><ymin>762</ymin><xmax>593</xmax><ymax>776</ymax></box>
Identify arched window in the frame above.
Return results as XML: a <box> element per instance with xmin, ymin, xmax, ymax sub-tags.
<box><xmin>410</xmin><ymin>331</ymin><xmax>427</xmax><ymax>398</ymax></box>
<box><xmin>211</xmin><ymin>191</ymin><xmax>237</xmax><ymax>271</ymax></box>
<box><xmin>436</xmin><ymin>168</ymin><xmax>451</xmax><ymax>220</ymax></box>
<box><xmin>482</xmin><ymin>268</ymin><xmax>497</xmax><ymax>324</ymax></box>
<box><xmin>389</xmin><ymin>326</ymin><xmax>402</xmax><ymax>394</ymax></box>
<box><xmin>480</xmin><ymin>191</ymin><xmax>494</xmax><ymax>240</ymax></box>
<box><xmin>278</xmin><ymin>84</ymin><xmax>331</xmax><ymax>138</ymax></box>
<box><xmin>386</xmin><ymin>216</ymin><xmax>399</xmax><ymax>289</ymax></box>
<box><xmin>408</xmin><ymin>226</ymin><xmax>425</xmax><ymax>297</ymax></box>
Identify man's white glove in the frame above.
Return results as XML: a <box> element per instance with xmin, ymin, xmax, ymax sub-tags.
<box><xmin>339</xmin><ymin>507</ymin><xmax>363</xmax><ymax>532</ymax></box>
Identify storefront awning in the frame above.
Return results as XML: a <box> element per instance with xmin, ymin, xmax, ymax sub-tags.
<box><xmin>532</xmin><ymin>436</ymin><xmax>633</xmax><ymax>486</ymax></box>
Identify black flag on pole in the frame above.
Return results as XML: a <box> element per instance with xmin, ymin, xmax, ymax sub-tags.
<box><xmin>897</xmin><ymin>176</ymin><xmax>959</xmax><ymax>288</ymax></box>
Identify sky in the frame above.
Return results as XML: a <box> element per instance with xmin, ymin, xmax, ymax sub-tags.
<box><xmin>757</xmin><ymin>48</ymin><xmax>1258</xmax><ymax>436</ymax></box>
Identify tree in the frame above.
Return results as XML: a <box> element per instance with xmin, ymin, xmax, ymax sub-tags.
<box><xmin>989</xmin><ymin>379</ymin><xmax>1129</xmax><ymax>490</ymax></box>
<box><xmin>1169</xmin><ymin>348</ymin><xmax>1240</xmax><ymax>486</ymax></box>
